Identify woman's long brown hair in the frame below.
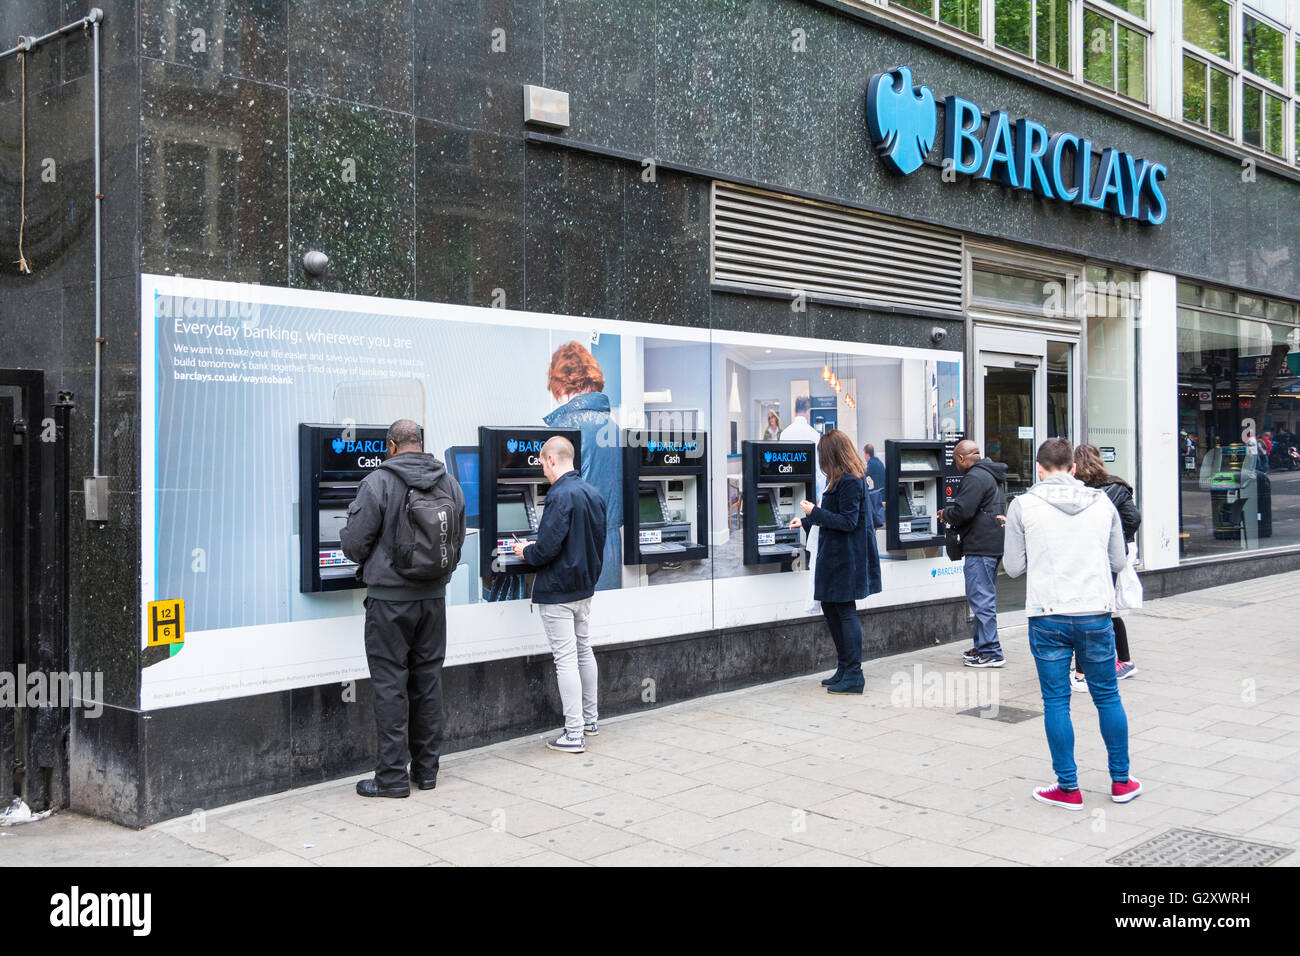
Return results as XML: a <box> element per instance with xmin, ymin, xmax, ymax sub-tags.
<box><xmin>818</xmin><ymin>428</ymin><xmax>865</xmax><ymax>492</ymax></box>
<box><xmin>1074</xmin><ymin>442</ymin><xmax>1130</xmax><ymax>491</ymax></box>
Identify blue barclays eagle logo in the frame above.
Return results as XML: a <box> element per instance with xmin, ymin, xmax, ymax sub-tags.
<box><xmin>331</xmin><ymin>438</ymin><xmax>346</xmax><ymax>454</ymax></box>
<box><xmin>506</xmin><ymin>439</ymin><xmax>518</xmax><ymax>453</ymax></box>
<box><xmin>866</xmin><ymin>66</ymin><xmax>937</xmax><ymax>176</ymax></box>
<box><xmin>763</xmin><ymin>451</ymin><xmax>772</xmax><ymax>464</ymax></box>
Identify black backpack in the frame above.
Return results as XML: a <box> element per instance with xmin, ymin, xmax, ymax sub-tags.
<box><xmin>391</xmin><ymin>472</ymin><xmax>464</xmax><ymax>582</ymax></box>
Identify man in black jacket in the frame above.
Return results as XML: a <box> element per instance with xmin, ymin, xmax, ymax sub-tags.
<box><xmin>938</xmin><ymin>440</ymin><xmax>1009</xmax><ymax>668</ymax></box>
<box><xmin>511</xmin><ymin>435</ymin><xmax>607</xmax><ymax>754</ymax></box>
<box><xmin>340</xmin><ymin>419</ymin><xmax>465</xmax><ymax>797</ymax></box>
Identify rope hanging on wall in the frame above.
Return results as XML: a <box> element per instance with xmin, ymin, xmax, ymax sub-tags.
<box><xmin>14</xmin><ymin>38</ymin><xmax>31</xmax><ymax>274</ymax></box>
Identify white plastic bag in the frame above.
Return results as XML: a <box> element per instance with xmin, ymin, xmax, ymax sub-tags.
<box><xmin>1114</xmin><ymin>547</ymin><xmax>1143</xmax><ymax>613</ymax></box>
<box><xmin>803</xmin><ymin>525</ymin><xmax>821</xmax><ymax>616</ymax></box>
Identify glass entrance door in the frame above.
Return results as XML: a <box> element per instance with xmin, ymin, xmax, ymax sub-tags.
<box><xmin>974</xmin><ymin>328</ymin><xmax>1078</xmax><ymax>623</ymax></box>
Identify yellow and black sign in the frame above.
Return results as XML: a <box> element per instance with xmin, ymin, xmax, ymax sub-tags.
<box><xmin>147</xmin><ymin>599</ymin><xmax>185</xmax><ymax>646</ymax></box>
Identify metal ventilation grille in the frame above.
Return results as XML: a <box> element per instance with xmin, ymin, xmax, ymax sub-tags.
<box><xmin>711</xmin><ymin>183</ymin><xmax>964</xmax><ymax>315</ymax></box>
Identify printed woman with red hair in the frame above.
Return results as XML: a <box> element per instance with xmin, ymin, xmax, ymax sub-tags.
<box><xmin>544</xmin><ymin>341</ymin><xmax>622</xmax><ymax>591</ymax></box>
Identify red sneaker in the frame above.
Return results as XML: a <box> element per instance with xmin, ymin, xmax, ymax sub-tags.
<box><xmin>1111</xmin><ymin>778</ymin><xmax>1143</xmax><ymax>803</ymax></box>
<box><xmin>1032</xmin><ymin>784</ymin><xmax>1084</xmax><ymax>811</ymax></box>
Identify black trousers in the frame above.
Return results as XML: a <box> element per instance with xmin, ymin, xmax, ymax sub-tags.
<box><xmin>363</xmin><ymin>596</ymin><xmax>446</xmax><ymax>789</ymax></box>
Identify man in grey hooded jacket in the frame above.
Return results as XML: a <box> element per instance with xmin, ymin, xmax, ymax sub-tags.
<box><xmin>341</xmin><ymin>419</ymin><xmax>465</xmax><ymax>798</ymax></box>
<box><xmin>1003</xmin><ymin>437</ymin><xmax>1141</xmax><ymax>812</ymax></box>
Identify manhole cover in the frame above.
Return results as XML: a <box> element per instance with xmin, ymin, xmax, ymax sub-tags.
<box><xmin>1107</xmin><ymin>828</ymin><xmax>1293</xmax><ymax>867</ymax></box>
<box><xmin>958</xmin><ymin>704</ymin><xmax>1040</xmax><ymax>723</ymax></box>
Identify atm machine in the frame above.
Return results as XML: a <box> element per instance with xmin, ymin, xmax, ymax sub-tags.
<box><xmin>298</xmin><ymin>423</ymin><xmax>393</xmax><ymax>592</ymax></box>
<box><xmin>884</xmin><ymin>439</ymin><xmax>947</xmax><ymax>552</ymax></box>
<box><xmin>478</xmin><ymin>426</ymin><xmax>581</xmax><ymax>576</ymax></box>
<box><xmin>741</xmin><ymin>440</ymin><xmax>815</xmax><ymax>567</ymax></box>
<box><xmin>623</xmin><ymin>429</ymin><xmax>708</xmax><ymax>564</ymax></box>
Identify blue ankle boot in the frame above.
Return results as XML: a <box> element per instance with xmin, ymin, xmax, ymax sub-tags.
<box><xmin>820</xmin><ymin>666</ymin><xmax>845</xmax><ymax>686</ymax></box>
<box><xmin>826</xmin><ymin>668</ymin><xmax>865</xmax><ymax>695</ymax></box>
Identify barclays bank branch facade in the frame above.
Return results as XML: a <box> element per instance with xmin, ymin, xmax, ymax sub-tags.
<box><xmin>2</xmin><ymin>0</ymin><xmax>1299</xmax><ymax>824</ymax></box>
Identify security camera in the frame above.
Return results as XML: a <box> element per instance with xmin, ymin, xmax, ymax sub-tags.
<box><xmin>302</xmin><ymin>249</ymin><xmax>329</xmax><ymax>278</ymax></box>
<box><xmin>930</xmin><ymin>326</ymin><xmax>948</xmax><ymax>345</ymax></box>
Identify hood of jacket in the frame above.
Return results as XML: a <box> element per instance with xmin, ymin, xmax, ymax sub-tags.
<box><xmin>969</xmin><ymin>458</ymin><xmax>1008</xmax><ymax>483</ymax></box>
<box><xmin>1027</xmin><ymin>473</ymin><xmax>1106</xmax><ymax>515</ymax></box>
<box><xmin>377</xmin><ymin>451</ymin><xmax>445</xmax><ymax>491</ymax></box>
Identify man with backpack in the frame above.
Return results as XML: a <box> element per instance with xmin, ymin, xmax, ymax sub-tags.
<box><xmin>341</xmin><ymin>419</ymin><xmax>465</xmax><ymax>797</ymax></box>
<box><xmin>937</xmin><ymin>440</ymin><xmax>1009</xmax><ymax>668</ymax></box>
<box><xmin>511</xmin><ymin>435</ymin><xmax>606</xmax><ymax>754</ymax></box>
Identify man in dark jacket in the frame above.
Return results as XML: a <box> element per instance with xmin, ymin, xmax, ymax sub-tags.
<box><xmin>511</xmin><ymin>435</ymin><xmax>607</xmax><ymax>754</ymax></box>
<box><xmin>938</xmin><ymin>440</ymin><xmax>1009</xmax><ymax>668</ymax></box>
<box><xmin>340</xmin><ymin>419</ymin><xmax>465</xmax><ymax>797</ymax></box>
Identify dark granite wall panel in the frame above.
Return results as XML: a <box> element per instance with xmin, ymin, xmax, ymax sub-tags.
<box><xmin>414</xmin><ymin>0</ymin><xmax>544</xmax><ymax>135</ymax></box>
<box><xmin>140</xmin><ymin>0</ymin><xmax>288</xmax><ymax>86</ymax></box>
<box><xmin>414</xmin><ymin>119</ymin><xmax>526</xmax><ymax>309</ymax></box>
<box><xmin>288</xmin><ymin>0</ymin><xmax>413</xmax><ymax>112</ymax></box>
<box><xmin>141</xmin><ymin>60</ymin><xmax>289</xmax><ymax>285</ymax></box>
<box><xmin>287</xmin><ymin>93</ymin><xmax>414</xmax><ymax>298</ymax></box>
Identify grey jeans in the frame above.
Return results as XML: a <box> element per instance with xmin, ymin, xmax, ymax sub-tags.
<box><xmin>538</xmin><ymin>599</ymin><xmax>598</xmax><ymax>736</ymax></box>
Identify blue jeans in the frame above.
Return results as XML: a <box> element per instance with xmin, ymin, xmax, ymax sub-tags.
<box><xmin>821</xmin><ymin>601</ymin><xmax>863</xmax><ymax>676</ymax></box>
<box><xmin>964</xmin><ymin>555</ymin><xmax>1002</xmax><ymax>658</ymax></box>
<box><xmin>1028</xmin><ymin>613</ymin><xmax>1130</xmax><ymax>789</ymax></box>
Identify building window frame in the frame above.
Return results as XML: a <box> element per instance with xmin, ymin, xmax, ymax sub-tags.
<box><xmin>1176</xmin><ymin>0</ymin><xmax>1299</xmax><ymax>165</ymax></box>
<box><xmin>1080</xmin><ymin>1</ymin><xmax>1153</xmax><ymax>104</ymax></box>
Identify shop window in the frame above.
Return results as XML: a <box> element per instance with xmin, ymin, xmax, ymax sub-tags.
<box><xmin>1083</xmin><ymin>6</ymin><xmax>1148</xmax><ymax>103</ymax></box>
<box><xmin>1177</xmin><ymin>289</ymin><xmax>1300</xmax><ymax>561</ymax></box>
<box><xmin>1086</xmin><ymin>266</ymin><xmax>1139</xmax><ymax>496</ymax></box>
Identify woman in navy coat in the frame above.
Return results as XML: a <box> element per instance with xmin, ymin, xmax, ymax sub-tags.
<box><xmin>791</xmin><ymin>429</ymin><xmax>882</xmax><ymax>694</ymax></box>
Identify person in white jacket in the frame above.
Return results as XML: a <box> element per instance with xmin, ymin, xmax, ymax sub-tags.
<box><xmin>1003</xmin><ymin>437</ymin><xmax>1142</xmax><ymax>811</ymax></box>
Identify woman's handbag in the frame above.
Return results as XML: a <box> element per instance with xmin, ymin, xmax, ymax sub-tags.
<box><xmin>1114</xmin><ymin>547</ymin><xmax>1143</xmax><ymax>614</ymax></box>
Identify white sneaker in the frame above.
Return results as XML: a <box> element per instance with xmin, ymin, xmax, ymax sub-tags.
<box><xmin>546</xmin><ymin>731</ymin><xmax>586</xmax><ymax>754</ymax></box>
<box><xmin>583</xmin><ymin>721</ymin><xmax>598</xmax><ymax>737</ymax></box>
<box><xmin>1070</xmin><ymin>671</ymin><xmax>1088</xmax><ymax>693</ymax></box>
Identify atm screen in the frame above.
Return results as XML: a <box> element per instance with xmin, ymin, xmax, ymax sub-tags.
<box><xmin>639</xmin><ymin>491</ymin><xmax>662</xmax><ymax>525</ymax></box>
<box><xmin>319</xmin><ymin>509</ymin><xmax>350</xmax><ymax>543</ymax></box>
<box><xmin>452</xmin><ymin>450</ymin><xmax>479</xmax><ymax>521</ymax></box>
<box><xmin>898</xmin><ymin>494</ymin><xmax>915</xmax><ymax>518</ymax></box>
<box><xmin>496</xmin><ymin>498</ymin><xmax>531</xmax><ymax>534</ymax></box>
<box><xmin>756</xmin><ymin>497</ymin><xmax>777</xmax><ymax>527</ymax></box>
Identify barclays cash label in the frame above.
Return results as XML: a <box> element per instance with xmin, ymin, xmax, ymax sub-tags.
<box><xmin>866</xmin><ymin>66</ymin><xmax>1168</xmax><ymax>225</ymax></box>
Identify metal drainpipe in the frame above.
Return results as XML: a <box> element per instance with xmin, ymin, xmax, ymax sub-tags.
<box><xmin>1</xmin><ymin>9</ymin><xmax>107</xmax><ymax>519</ymax></box>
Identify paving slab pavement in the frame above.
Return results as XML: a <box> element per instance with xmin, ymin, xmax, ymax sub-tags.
<box><xmin>4</xmin><ymin>571</ymin><xmax>1300</xmax><ymax>867</ymax></box>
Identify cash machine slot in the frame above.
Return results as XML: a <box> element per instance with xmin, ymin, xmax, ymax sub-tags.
<box><xmin>299</xmin><ymin>422</ymin><xmax>394</xmax><ymax>592</ymax></box>
<box><xmin>479</xmin><ymin>425</ymin><xmax>581</xmax><ymax>575</ymax></box>
<box><xmin>623</xmin><ymin>429</ymin><xmax>708</xmax><ymax>564</ymax></box>
<box><xmin>741</xmin><ymin>440</ymin><xmax>815</xmax><ymax>567</ymax></box>
<box><xmin>884</xmin><ymin>439</ymin><xmax>950</xmax><ymax>552</ymax></box>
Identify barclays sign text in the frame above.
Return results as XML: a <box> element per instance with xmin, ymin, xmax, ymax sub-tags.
<box><xmin>867</xmin><ymin>66</ymin><xmax>1168</xmax><ymax>225</ymax></box>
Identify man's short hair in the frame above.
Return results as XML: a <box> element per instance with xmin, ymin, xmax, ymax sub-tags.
<box><xmin>1036</xmin><ymin>437</ymin><xmax>1073</xmax><ymax>471</ymax></box>
<box><xmin>386</xmin><ymin>419</ymin><xmax>422</xmax><ymax>450</ymax></box>
<box><xmin>794</xmin><ymin>395</ymin><xmax>811</xmax><ymax>416</ymax></box>
<box><xmin>541</xmin><ymin>435</ymin><xmax>575</xmax><ymax>463</ymax></box>
<box><xmin>864</xmin><ymin>443</ymin><xmax>875</xmax><ymax>457</ymax></box>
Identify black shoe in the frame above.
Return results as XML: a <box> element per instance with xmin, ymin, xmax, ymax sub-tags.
<box><xmin>962</xmin><ymin>648</ymin><xmax>979</xmax><ymax>661</ymax></box>
<box><xmin>964</xmin><ymin>654</ymin><xmax>1005</xmax><ymax>668</ymax></box>
<box><xmin>412</xmin><ymin>776</ymin><xmax>437</xmax><ymax>791</ymax></box>
<box><xmin>356</xmin><ymin>778</ymin><xmax>410</xmax><ymax>798</ymax></box>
